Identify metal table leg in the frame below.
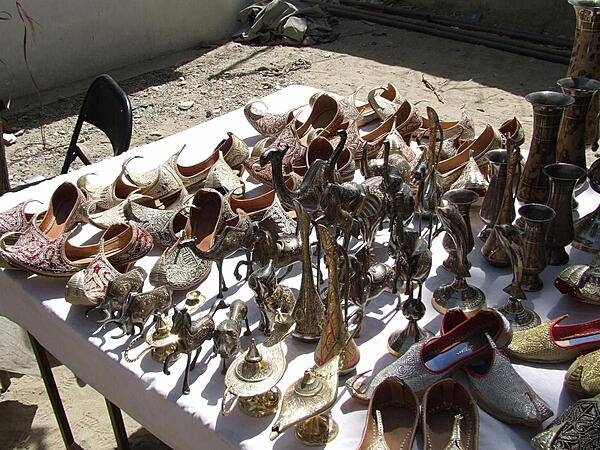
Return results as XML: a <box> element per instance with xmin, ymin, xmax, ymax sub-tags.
<box><xmin>105</xmin><ymin>399</ymin><xmax>131</xmax><ymax>450</ymax></box>
<box><xmin>27</xmin><ymin>332</ymin><xmax>78</xmax><ymax>449</ymax></box>
<box><xmin>0</xmin><ymin>370</ymin><xmax>11</xmax><ymax>393</ymax></box>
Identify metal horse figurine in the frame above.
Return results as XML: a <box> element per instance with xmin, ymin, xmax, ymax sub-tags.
<box><xmin>248</xmin><ymin>259</ymin><xmax>296</xmax><ymax>336</ymax></box>
<box><xmin>213</xmin><ymin>299</ymin><xmax>252</xmax><ymax>374</ymax></box>
<box><xmin>90</xmin><ymin>268</ymin><xmax>146</xmax><ymax>323</ymax></box>
<box><xmin>164</xmin><ymin>300</ymin><xmax>228</xmax><ymax>395</ymax></box>
<box><xmin>111</xmin><ymin>286</ymin><xmax>173</xmax><ymax>338</ymax></box>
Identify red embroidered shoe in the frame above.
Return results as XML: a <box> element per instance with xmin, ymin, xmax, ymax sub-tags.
<box><xmin>0</xmin><ymin>221</ymin><xmax>152</xmax><ymax>277</ymax></box>
<box><xmin>0</xmin><ymin>200</ymin><xmax>44</xmax><ymax>236</ymax></box>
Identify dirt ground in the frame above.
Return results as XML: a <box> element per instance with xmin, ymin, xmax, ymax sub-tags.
<box><xmin>0</xmin><ymin>16</ymin><xmax>577</xmax><ymax>450</ymax></box>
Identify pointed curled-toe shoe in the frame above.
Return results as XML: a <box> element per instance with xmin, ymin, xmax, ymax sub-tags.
<box><xmin>83</xmin><ymin>161</ymin><xmax>189</xmax><ymax>230</ymax></box>
<box><xmin>244</xmin><ymin>99</ymin><xmax>298</xmax><ymax>138</ymax></box>
<box><xmin>163</xmin><ymin>134</ymin><xmax>248</xmax><ymax>189</ymax></box>
<box><xmin>531</xmin><ymin>394</ymin><xmax>600</xmax><ymax>450</ymax></box>
<box><xmin>1</xmin><ymin>221</ymin><xmax>152</xmax><ymax>277</ymax></box>
<box><xmin>507</xmin><ymin>315</ymin><xmax>600</xmax><ymax>363</ymax></box>
<box><xmin>291</xmin><ymin>135</ymin><xmax>355</xmax><ymax>182</ymax></box>
<box><xmin>347</xmin><ymin>309</ymin><xmax>507</xmax><ymax>401</ymax></box>
<box><xmin>367</xmin><ymin>83</ymin><xmax>402</xmax><ymax>123</ymax></box>
<box><xmin>77</xmin><ymin>157</ymin><xmax>143</xmax><ymax>210</ymax></box>
<box><xmin>422</xmin><ymin>378</ymin><xmax>479</xmax><ymax>450</ymax></box>
<box><xmin>244</xmin><ymin>93</ymin><xmax>346</xmax><ymax>185</ymax></box>
<box><xmin>0</xmin><ymin>199</ymin><xmax>43</xmax><ymax>236</ymax></box>
<box><xmin>0</xmin><ymin>181</ymin><xmax>86</xmax><ymax>269</ymax></box>
<box><xmin>498</xmin><ymin>117</ymin><xmax>525</xmax><ymax>147</ymax></box>
<box><xmin>149</xmin><ymin>189</ymin><xmax>251</xmax><ymax>294</ymax></box>
<box><xmin>357</xmin><ymin>377</ymin><xmax>419</xmax><ymax>450</ymax></box>
<box><xmin>64</xmin><ymin>241</ymin><xmax>147</xmax><ymax>307</ymax></box>
<box><xmin>419</xmin><ymin>110</ymin><xmax>476</xmax><ymax>143</ymax></box>
<box><xmin>123</xmin><ymin>197</ymin><xmax>189</xmax><ymax>248</ymax></box>
<box><xmin>565</xmin><ymin>348</ymin><xmax>600</xmax><ymax>397</ymax></box>
<box><xmin>437</xmin><ymin>125</ymin><xmax>503</xmax><ymax>190</ymax></box>
<box><xmin>345</xmin><ymin>99</ymin><xmax>422</xmax><ymax>160</ymax></box>
<box><xmin>555</xmin><ymin>256</ymin><xmax>600</xmax><ymax>306</ymax></box>
<box><xmin>441</xmin><ymin>309</ymin><xmax>552</xmax><ymax>427</ymax></box>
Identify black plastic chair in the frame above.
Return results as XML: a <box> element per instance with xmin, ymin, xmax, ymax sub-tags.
<box><xmin>60</xmin><ymin>74</ymin><xmax>133</xmax><ymax>174</ymax></box>
<box><xmin>0</xmin><ymin>75</ymin><xmax>133</xmax><ymax>195</ymax></box>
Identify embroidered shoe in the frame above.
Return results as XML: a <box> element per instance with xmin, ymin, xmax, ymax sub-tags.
<box><xmin>149</xmin><ymin>189</ymin><xmax>251</xmax><ymax>294</ymax></box>
<box><xmin>441</xmin><ymin>309</ymin><xmax>552</xmax><ymax>427</ymax></box>
<box><xmin>347</xmin><ymin>309</ymin><xmax>507</xmax><ymax>401</ymax></box>
<box><xmin>507</xmin><ymin>315</ymin><xmax>600</xmax><ymax>363</ymax></box>
<box><xmin>164</xmin><ymin>133</ymin><xmax>249</xmax><ymax>189</ymax></box>
<box><xmin>82</xmin><ymin>162</ymin><xmax>189</xmax><ymax>229</ymax></box>
<box><xmin>422</xmin><ymin>379</ymin><xmax>479</xmax><ymax>450</ymax></box>
<box><xmin>0</xmin><ymin>200</ymin><xmax>43</xmax><ymax>236</ymax></box>
<box><xmin>565</xmin><ymin>349</ymin><xmax>600</xmax><ymax>397</ymax></box>
<box><xmin>357</xmin><ymin>376</ymin><xmax>419</xmax><ymax>450</ymax></box>
<box><xmin>0</xmin><ymin>221</ymin><xmax>152</xmax><ymax>277</ymax></box>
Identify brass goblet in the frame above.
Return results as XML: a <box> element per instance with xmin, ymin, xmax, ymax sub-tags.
<box><xmin>387</xmin><ymin>281</ymin><xmax>433</xmax><ymax>357</ymax></box>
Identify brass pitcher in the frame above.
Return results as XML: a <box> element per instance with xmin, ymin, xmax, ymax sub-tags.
<box><xmin>567</xmin><ymin>0</ymin><xmax>600</xmax><ymax>144</ymax></box>
<box><xmin>556</xmin><ymin>77</ymin><xmax>600</xmax><ymax>170</ymax></box>
<box><xmin>517</xmin><ymin>91</ymin><xmax>575</xmax><ymax>204</ymax></box>
<box><xmin>544</xmin><ymin>163</ymin><xmax>587</xmax><ymax>265</ymax></box>
<box><xmin>314</xmin><ymin>224</ymin><xmax>360</xmax><ymax>375</ymax></box>
<box><xmin>479</xmin><ymin>149</ymin><xmax>508</xmax><ymax>242</ymax></box>
<box><xmin>518</xmin><ymin>203</ymin><xmax>556</xmax><ymax>291</ymax></box>
<box><xmin>482</xmin><ymin>137</ymin><xmax>521</xmax><ymax>267</ymax></box>
<box><xmin>292</xmin><ymin>200</ymin><xmax>325</xmax><ymax>342</ymax></box>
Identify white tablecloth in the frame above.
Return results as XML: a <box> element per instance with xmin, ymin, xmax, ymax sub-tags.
<box><xmin>0</xmin><ymin>85</ymin><xmax>597</xmax><ymax>450</ymax></box>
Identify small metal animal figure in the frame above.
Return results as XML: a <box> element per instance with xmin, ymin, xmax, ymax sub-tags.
<box><xmin>319</xmin><ymin>176</ymin><xmax>385</xmax><ymax>250</ymax></box>
<box><xmin>213</xmin><ymin>299</ymin><xmax>252</xmax><ymax>374</ymax></box>
<box><xmin>343</xmin><ymin>244</ymin><xmax>396</xmax><ymax>337</ymax></box>
<box><xmin>248</xmin><ymin>259</ymin><xmax>296</xmax><ymax>336</ymax></box>
<box><xmin>164</xmin><ymin>300</ymin><xmax>228</xmax><ymax>395</ymax></box>
<box><xmin>90</xmin><ymin>268</ymin><xmax>146</xmax><ymax>323</ymax></box>
<box><xmin>106</xmin><ymin>286</ymin><xmax>173</xmax><ymax>338</ymax></box>
<box><xmin>235</xmin><ymin>217</ymin><xmax>301</xmax><ymax>283</ymax></box>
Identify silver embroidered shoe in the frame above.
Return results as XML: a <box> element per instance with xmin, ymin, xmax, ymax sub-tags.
<box><xmin>440</xmin><ymin>308</ymin><xmax>551</xmax><ymax>427</ymax></box>
<box><xmin>149</xmin><ymin>189</ymin><xmax>251</xmax><ymax>295</ymax></box>
<box><xmin>77</xmin><ymin>156</ymin><xmax>144</xmax><ymax>210</ymax></box>
<box><xmin>347</xmin><ymin>310</ymin><xmax>505</xmax><ymax>401</ymax></box>
<box><xmin>164</xmin><ymin>134</ymin><xmax>249</xmax><ymax>189</ymax></box>
<box><xmin>83</xmin><ymin>162</ymin><xmax>188</xmax><ymax>229</ymax></box>
<box><xmin>65</xmin><ymin>241</ymin><xmax>120</xmax><ymax>306</ymax></box>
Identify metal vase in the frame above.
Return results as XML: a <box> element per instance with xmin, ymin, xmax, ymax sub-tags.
<box><xmin>556</xmin><ymin>77</ymin><xmax>600</xmax><ymax>170</ymax></box>
<box><xmin>573</xmin><ymin>158</ymin><xmax>600</xmax><ymax>252</ymax></box>
<box><xmin>482</xmin><ymin>138</ymin><xmax>521</xmax><ymax>267</ymax></box>
<box><xmin>544</xmin><ymin>163</ymin><xmax>588</xmax><ymax>265</ymax></box>
<box><xmin>292</xmin><ymin>201</ymin><xmax>325</xmax><ymax>342</ymax></box>
<box><xmin>517</xmin><ymin>91</ymin><xmax>575</xmax><ymax>204</ymax></box>
<box><xmin>441</xmin><ymin>189</ymin><xmax>478</xmax><ymax>272</ymax></box>
<box><xmin>314</xmin><ymin>225</ymin><xmax>360</xmax><ymax>376</ymax></box>
<box><xmin>518</xmin><ymin>204</ymin><xmax>556</xmax><ymax>291</ymax></box>
<box><xmin>479</xmin><ymin>149</ymin><xmax>508</xmax><ymax>241</ymax></box>
<box><xmin>568</xmin><ymin>1</ymin><xmax>600</xmax><ymax>144</ymax></box>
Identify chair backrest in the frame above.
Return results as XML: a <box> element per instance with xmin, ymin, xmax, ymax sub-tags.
<box><xmin>70</xmin><ymin>74</ymin><xmax>132</xmax><ymax>158</ymax></box>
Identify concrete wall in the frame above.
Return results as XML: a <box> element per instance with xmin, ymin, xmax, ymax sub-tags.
<box><xmin>398</xmin><ymin>0</ymin><xmax>575</xmax><ymax>37</ymax></box>
<box><xmin>0</xmin><ymin>0</ymin><xmax>246</xmax><ymax>100</ymax></box>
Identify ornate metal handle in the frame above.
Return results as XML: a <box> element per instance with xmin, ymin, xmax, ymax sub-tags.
<box><xmin>221</xmin><ymin>389</ymin><xmax>239</xmax><ymax>416</ymax></box>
